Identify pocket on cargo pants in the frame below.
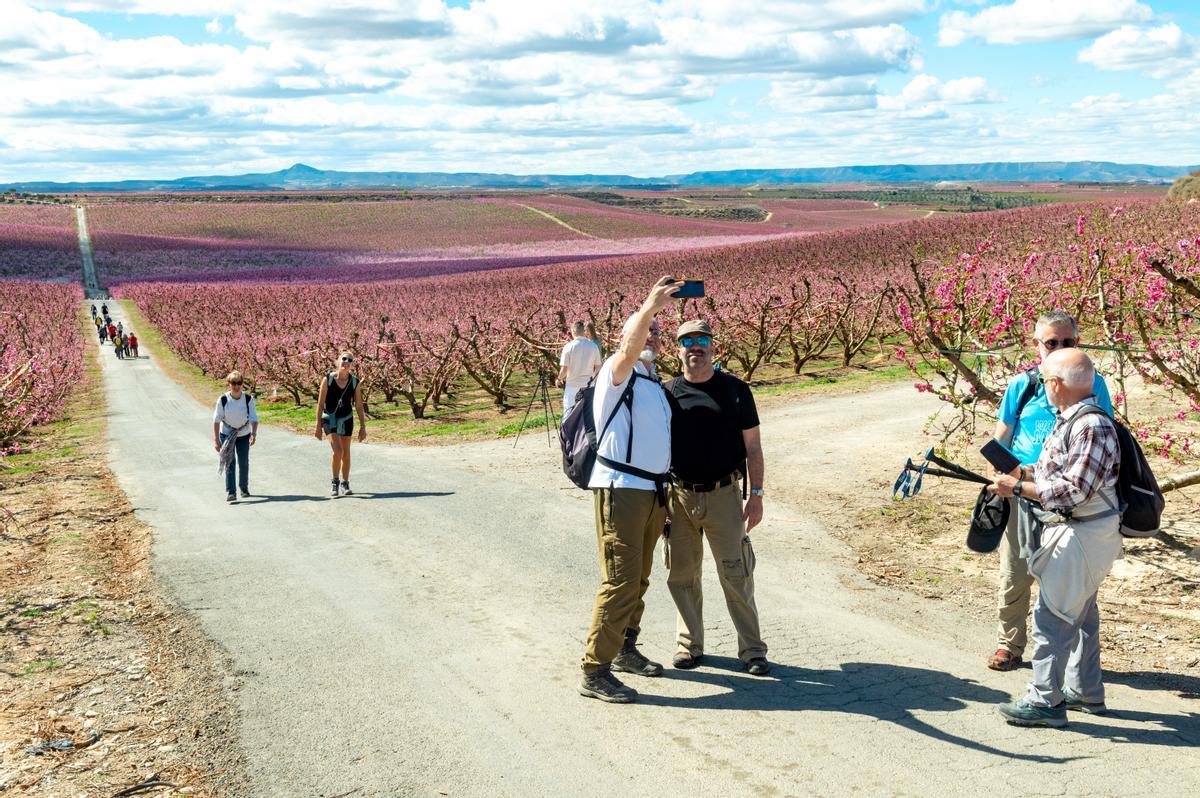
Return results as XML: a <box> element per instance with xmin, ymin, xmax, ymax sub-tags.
<box><xmin>741</xmin><ymin>535</ymin><xmax>756</xmax><ymax>577</ymax></box>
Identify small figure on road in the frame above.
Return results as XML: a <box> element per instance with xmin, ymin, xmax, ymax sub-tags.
<box><xmin>128</xmin><ymin>332</ymin><xmax>138</xmax><ymax>358</ymax></box>
<box><xmin>214</xmin><ymin>371</ymin><xmax>258</xmax><ymax>503</ymax></box>
<box><xmin>988</xmin><ymin>348</ymin><xmax>1122</xmax><ymax>727</ymax></box>
<box><xmin>578</xmin><ymin>277</ymin><xmax>679</xmax><ymax>704</ymax></box>
<box><xmin>101</xmin><ymin>302</ymin><xmax>108</xmax><ymax>317</ymax></box>
<box><xmin>98</xmin><ymin>321</ymin><xmax>107</xmax><ymax>343</ymax></box>
<box><xmin>986</xmin><ymin>311</ymin><xmax>1112</xmax><ymax>673</ymax></box>
<box><xmin>315</xmin><ymin>352</ymin><xmax>367</xmax><ymax>498</ymax></box>
<box><xmin>112</xmin><ymin>332</ymin><xmax>123</xmax><ymax>359</ymax></box>
<box><xmin>557</xmin><ymin>320</ymin><xmax>601</xmax><ymax>415</ymax></box>
<box><xmin>90</xmin><ymin>304</ymin><xmax>97</xmax><ymax>320</ymax></box>
<box><xmin>664</xmin><ymin>320</ymin><xmax>770</xmax><ymax>676</ymax></box>
<box><xmin>106</xmin><ymin>322</ymin><xmax>116</xmax><ymax>342</ymax></box>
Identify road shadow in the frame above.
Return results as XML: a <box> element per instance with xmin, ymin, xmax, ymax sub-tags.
<box><xmin>1104</xmin><ymin>669</ymin><xmax>1200</xmax><ymax>699</ymax></box>
<box><xmin>639</xmin><ymin>658</ymin><xmax>1090</xmax><ymax>762</ymax></box>
<box><xmin>237</xmin><ymin>495</ymin><xmax>325</xmax><ymax>504</ymax></box>
<box><xmin>1067</xmin><ymin>708</ymin><xmax>1200</xmax><ymax>747</ymax></box>
<box><xmin>338</xmin><ymin>491</ymin><xmax>456</xmax><ymax>500</ymax></box>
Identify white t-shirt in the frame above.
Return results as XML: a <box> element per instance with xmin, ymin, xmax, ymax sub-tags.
<box><xmin>588</xmin><ymin>358</ymin><xmax>671</xmax><ymax>491</ymax></box>
<box><xmin>560</xmin><ymin>337</ymin><xmax>601</xmax><ymax>386</ymax></box>
<box><xmin>213</xmin><ymin>392</ymin><xmax>259</xmax><ymax>437</ymax></box>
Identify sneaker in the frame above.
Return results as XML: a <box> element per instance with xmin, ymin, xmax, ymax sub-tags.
<box><xmin>330</xmin><ymin>480</ymin><xmax>340</xmax><ymax>498</ymax></box>
<box><xmin>746</xmin><ymin>657</ymin><xmax>772</xmax><ymax>676</ymax></box>
<box><xmin>997</xmin><ymin>698</ymin><xmax>1068</xmax><ymax>728</ymax></box>
<box><xmin>578</xmin><ymin>667</ymin><xmax>637</xmax><ymax>704</ymax></box>
<box><xmin>226</xmin><ymin>493</ymin><xmax>236</xmax><ymax>503</ymax></box>
<box><xmin>1062</xmin><ymin>687</ymin><xmax>1107</xmax><ymax>715</ymax></box>
<box><xmin>240</xmin><ymin>490</ymin><xmax>251</xmax><ymax>499</ymax></box>
<box><xmin>672</xmin><ymin>652</ymin><xmax>703</xmax><ymax>670</ymax></box>
<box><xmin>341</xmin><ymin>481</ymin><xmax>353</xmax><ymax>496</ymax></box>
<box><xmin>613</xmin><ymin>641</ymin><xmax>663</xmax><ymax>677</ymax></box>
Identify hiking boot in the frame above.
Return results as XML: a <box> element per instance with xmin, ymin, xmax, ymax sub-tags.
<box><xmin>578</xmin><ymin>668</ymin><xmax>637</xmax><ymax>704</ymax></box>
<box><xmin>240</xmin><ymin>490</ymin><xmax>251</xmax><ymax>499</ymax></box>
<box><xmin>330</xmin><ymin>479</ymin><xmax>340</xmax><ymax>498</ymax></box>
<box><xmin>746</xmin><ymin>657</ymin><xmax>771</xmax><ymax>676</ymax></box>
<box><xmin>226</xmin><ymin>493</ymin><xmax>236</xmax><ymax>503</ymax></box>
<box><xmin>997</xmin><ymin>698</ymin><xmax>1068</xmax><ymax>728</ymax></box>
<box><xmin>613</xmin><ymin>640</ymin><xmax>663</xmax><ymax>677</ymax></box>
<box><xmin>341</xmin><ymin>481</ymin><xmax>353</xmax><ymax>496</ymax></box>
<box><xmin>672</xmin><ymin>652</ymin><xmax>703</xmax><ymax>670</ymax></box>
<box><xmin>1062</xmin><ymin>687</ymin><xmax>1107</xmax><ymax>715</ymax></box>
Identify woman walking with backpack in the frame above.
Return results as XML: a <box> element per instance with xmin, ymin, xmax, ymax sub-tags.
<box><xmin>315</xmin><ymin>351</ymin><xmax>367</xmax><ymax>497</ymax></box>
<box><xmin>213</xmin><ymin>371</ymin><xmax>258</xmax><ymax>502</ymax></box>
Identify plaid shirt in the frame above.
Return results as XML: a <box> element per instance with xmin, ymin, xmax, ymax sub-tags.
<box><xmin>1031</xmin><ymin>397</ymin><xmax>1119</xmax><ymax>512</ymax></box>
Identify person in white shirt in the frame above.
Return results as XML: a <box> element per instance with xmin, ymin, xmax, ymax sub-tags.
<box><xmin>212</xmin><ymin>371</ymin><xmax>259</xmax><ymax>503</ymax></box>
<box><xmin>557</xmin><ymin>320</ymin><xmax>602</xmax><ymax>413</ymax></box>
<box><xmin>578</xmin><ymin>276</ymin><xmax>681</xmax><ymax>705</ymax></box>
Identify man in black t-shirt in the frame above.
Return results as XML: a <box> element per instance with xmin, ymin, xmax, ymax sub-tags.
<box><xmin>665</xmin><ymin>320</ymin><xmax>769</xmax><ymax>676</ymax></box>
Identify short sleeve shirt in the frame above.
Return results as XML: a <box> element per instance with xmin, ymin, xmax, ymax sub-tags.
<box><xmin>560</xmin><ymin>338</ymin><xmax>602</xmax><ymax>385</ymax></box>
<box><xmin>997</xmin><ymin>370</ymin><xmax>1112</xmax><ymax>465</ymax></box>
<box><xmin>666</xmin><ymin>371</ymin><xmax>760</xmax><ymax>484</ymax></box>
<box><xmin>588</xmin><ymin>358</ymin><xmax>672</xmax><ymax>491</ymax></box>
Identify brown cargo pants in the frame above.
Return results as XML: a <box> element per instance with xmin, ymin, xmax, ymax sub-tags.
<box><xmin>997</xmin><ymin>497</ymin><xmax>1037</xmax><ymax>657</ymax></box>
<box><xmin>581</xmin><ymin>487</ymin><xmax>665</xmax><ymax>674</ymax></box>
<box><xmin>666</xmin><ymin>481</ymin><xmax>766</xmax><ymax>662</ymax></box>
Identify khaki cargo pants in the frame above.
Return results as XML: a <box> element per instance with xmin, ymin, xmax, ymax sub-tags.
<box><xmin>666</xmin><ymin>481</ymin><xmax>766</xmax><ymax>662</ymax></box>
<box><xmin>581</xmin><ymin>487</ymin><xmax>665</xmax><ymax>674</ymax></box>
<box><xmin>996</xmin><ymin>497</ymin><xmax>1037</xmax><ymax>657</ymax></box>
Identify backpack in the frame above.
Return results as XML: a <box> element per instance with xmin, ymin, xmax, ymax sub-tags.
<box><xmin>1062</xmin><ymin>405</ymin><xmax>1165</xmax><ymax>538</ymax></box>
<box><xmin>220</xmin><ymin>392</ymin><xmax>252</xmax><ymax>411</ymax></box>
<box><xmin>560</xmin><ymin>371</ymin><xmax>668</xmax><ymax>490</ymax></box>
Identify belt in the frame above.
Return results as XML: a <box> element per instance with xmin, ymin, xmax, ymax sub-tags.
<box><xmin>674</xmin><ymin>473</ymin><xmax>738</xmax><ymax>493</ymax></box>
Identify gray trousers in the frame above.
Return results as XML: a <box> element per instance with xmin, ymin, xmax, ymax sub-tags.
<box><xmin>1026</xmin><ymin>591</ymin><xmax>1104</xmax><ymax>707</ymax></box>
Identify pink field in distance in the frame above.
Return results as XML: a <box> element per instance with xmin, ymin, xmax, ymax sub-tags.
<box><xmin>0</xmin><ymin>204</ymin><xmax>80</xmax><ymax>280</ymax></box>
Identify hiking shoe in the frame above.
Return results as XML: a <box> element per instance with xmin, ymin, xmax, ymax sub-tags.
<box><xmin>998</xmin><ymin>698</ymin><xmax>1068</xmax><ymax>728</ymax></box>
<box><xmin>240</xmin><ymin>490</ymin><xmax>251</xmax><ymax>499</ymax></box>
<box><xmin>613</xmin><ymin>641</ymin><xmax>663</xmax><ymax>677</ymax></box>
<box><xmin>330</xmin><ymin>480</ymin><xmax>340</xmax><ymax>498</ymax></box>
<box><xmin>578</xmin><ymin>668</ymin><xmax>637</xmax><ymax>704</ymax></box>
<box><xmin>672</xmin><ymin>652</ymin><xmax>703</xmax><ymax>670</ymax></box>
<box><xmin>746</xmin><ymin>657</ymin><xmax>772</xmax><ymax>676</ymax></box>
<box><xmin>226</xmin><ymin>493</ymin><xmax>236</xmax><ymax>503</ymax></box>
<box><xmin>1062</xmin><ymin>688</ymin><xmax>1107</xmax><ymax>715</ymax></box>
<box><xmin>341</xmin><ymin>481</ymin><xmax>353</xmax><ymax>496</ymax></box>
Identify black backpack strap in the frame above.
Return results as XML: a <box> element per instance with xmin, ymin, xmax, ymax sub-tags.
<box><xmin>220</xmin><ymin>394</ymin><xmax>227</xmax><ymax>409</ymax></box>
<box><xmin>1061</xmin><ymin>404</ymin><xmax>1107</xmax><ymax>445</ymax></box>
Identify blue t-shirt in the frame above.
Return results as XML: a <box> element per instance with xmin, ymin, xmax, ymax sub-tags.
<box><xmin>997</xmin><ymin>370</ymin><xmax>1113</xmax><ymax>465</ymax></box>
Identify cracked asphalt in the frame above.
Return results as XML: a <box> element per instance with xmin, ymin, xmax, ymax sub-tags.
<box><xmin>98</xmin><ymin>302</ymin><xmax>1200</xmax><ymax>797</ymax></box>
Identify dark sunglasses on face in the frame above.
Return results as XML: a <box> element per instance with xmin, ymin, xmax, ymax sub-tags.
<box><xmin>679</xmin><ymin>335</ymin><xmax>712</xmax><ymax>348</ymax></box>
<box><xmin>341</xmin><ymin>356</ymin><xmax>354</xmax><ymax>363</ymax></box>
<box><xmin>1039</xmin><ymin>337</ymin><xmax>1076</xmax><ymax>350</ymax></box>
<box><xmin>230</xmin><ymin>381</ymin><xmax>243</xmax><ymax>387</ymax></box>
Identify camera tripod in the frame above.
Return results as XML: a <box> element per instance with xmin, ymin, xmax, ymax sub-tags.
<box><xmin>513</xmin><ymin>369</ymin><xmax>559</xmax><ymax>448</ymax></box>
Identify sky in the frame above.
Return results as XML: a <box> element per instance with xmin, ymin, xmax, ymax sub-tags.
<box><xmin>2</xmin><ymin>0</ymin><xmax>1199</xmax><ymax>181</ymax></box>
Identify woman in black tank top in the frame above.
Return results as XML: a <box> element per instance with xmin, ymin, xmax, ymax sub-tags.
<box><xmin>314</xmin><ymin>351</ymin><xmax>367</xmax><ymax>498</ymax></box>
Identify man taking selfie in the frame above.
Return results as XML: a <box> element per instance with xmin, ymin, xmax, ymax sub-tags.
<box><xmin>665</xmin><ymin>320</ymin><xmax>770</xmax><ymax>676</ymax></box>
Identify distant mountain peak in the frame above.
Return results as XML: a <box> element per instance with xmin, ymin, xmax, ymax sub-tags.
<box><xmin>283</xmin><ymin>163</ymin><xmax>321</xmax><ymax>174</ymax></box>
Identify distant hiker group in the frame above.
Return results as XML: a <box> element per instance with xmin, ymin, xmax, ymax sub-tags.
<box><xmin>92</xmin><ymin>303</ymin><xmax>137</xmax><ymax>360</ymax></box>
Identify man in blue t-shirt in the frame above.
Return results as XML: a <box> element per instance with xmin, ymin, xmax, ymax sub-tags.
<box><xmin>986</xmin><ymin>311</ymin><xmax>1112</xmax><ymax>672</ymax></box>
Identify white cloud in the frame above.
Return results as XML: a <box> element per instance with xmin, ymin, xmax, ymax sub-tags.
<box><xmin>938</xmin><ymin>0</ymin><xmax>1152</xmax><ymax>46</ymax></box>
<box><xmin>205</xmin><ymin>17</ymin><xmax>222</xmax><ymax>34</ymax></box>
<box><xmin>900</xmin><ymin>75</ymin><xmax>999</xmax><ymax>104</ymax></box>
<box><xmin>1078</xmin><ymin>23</ymin><xmax>1198</xmax><ymax>77</ymax></box>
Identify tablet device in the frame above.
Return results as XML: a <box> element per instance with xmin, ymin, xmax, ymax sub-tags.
<box><xmin>980</xmin><ymin>438</ymin><xmax>1020</xmax><ymax>475</ymax></box>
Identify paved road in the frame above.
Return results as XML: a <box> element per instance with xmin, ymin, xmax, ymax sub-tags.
<box><xmin>99</xmin><ymin>302</ymin><xmax>1200</xmax><ymax>797</ymax></box>
<box><xmin>74</xmin><ymin>205</ymin><xmax>102</xmax><ymax>298</ymax></box>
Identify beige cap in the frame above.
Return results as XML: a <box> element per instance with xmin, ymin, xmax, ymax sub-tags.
<box><xmin>676</xmin><ymin>319</ymin><xmax>714</xmax><ymax>340</ymax></box>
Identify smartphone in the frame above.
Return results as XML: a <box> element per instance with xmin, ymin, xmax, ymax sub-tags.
<box><xmin>672</xmin><ymin>279</ymin><xmax>705</xmax><ymax>298</ymax></box>
<box><xmin>980</xmin><ymin>438</ymin><xmax>1020</xmax><ymax>475</ymax></box>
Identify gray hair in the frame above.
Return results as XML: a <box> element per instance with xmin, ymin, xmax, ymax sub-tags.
<box><xmin>571</xmin><ymin>320</ymin><xmax>586</xmax><ymax>335</ymax></box>
<box><xmin>1035</xmin><ymin>310</ymin><xmax>1078</xmax><ymax>337</ymax></box>
<box><xmin>1045</xmin><ymin>352</ymin><xmax>1094</xmax><ymax>391</ymax></box>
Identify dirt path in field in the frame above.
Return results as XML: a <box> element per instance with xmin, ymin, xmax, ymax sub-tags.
<box><xmin>98</xmin><ymin>303</ymin><xmax>1200</xmax><ymax>797</ymax></box>
<box><xmin>512</xmin><ymin>202</ymin><xmax>600</xmax><ymax>238</ymax></box>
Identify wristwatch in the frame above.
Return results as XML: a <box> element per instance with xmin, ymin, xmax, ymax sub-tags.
<box><xmin>750</xmin><ymin>488</ymin><xmax>765</xmax><ymax>497</ymax></box>
<box><xmin>1013</xmin><ymin>482</ymin><xmax>1024</xmax><ymax>498</ymax></box>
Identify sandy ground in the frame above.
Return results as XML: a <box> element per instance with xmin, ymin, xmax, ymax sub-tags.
<box><xmin>12</xmin><ymin>301</ymin><xmax>1192</xmax><ymax>796</ymax></box>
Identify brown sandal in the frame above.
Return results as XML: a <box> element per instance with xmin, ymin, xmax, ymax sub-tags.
<box><xmin>987</xmin><ymin>648</ymin><xmax>1022</xmax><ymax>671</ymax></box>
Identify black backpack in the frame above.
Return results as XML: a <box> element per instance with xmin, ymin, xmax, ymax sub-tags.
<box><xmin>560</xmin><ymin>372</ymin><xmax>668</xmax><ymax>490</ymax></box>
<box><xmin>220</xmin><ymin>392</ymin><xmax>252</xmax><ymax>411</ymax></box>
<box><xmin>1063</xmin><ymin>405</ymin><xmax>1165</xmax><ymax>538</ymax></box>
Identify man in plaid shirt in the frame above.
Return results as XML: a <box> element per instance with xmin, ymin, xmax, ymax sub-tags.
<box><xmin>988</xmin><ymin>348</ymin><xmax>1122</xmax><ymax>727</ymax></box>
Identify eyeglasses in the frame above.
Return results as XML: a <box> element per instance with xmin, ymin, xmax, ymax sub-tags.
<box><xmin>340</xmin><ymin>356</ymin><xmax>354</xmax><ymax>363</ymax></box>
<box><xmin>678</xmin><ymin>335</ymin><xmax>712</xmax><ymax>347</ymax></box>
<box><xmin>1037</xmin><ymin>374</ymin><xmax>1061</xmax><ymax>385</ymax></box>
<box><xmin>230</xmin><ymin>381</ymin><xmax>243</xmax><ymax>386</ymax></box>
<box><xmin>1038</xmin><ymin>337</ymin><xmax>1077</xmax><ymax>350</ymax></box>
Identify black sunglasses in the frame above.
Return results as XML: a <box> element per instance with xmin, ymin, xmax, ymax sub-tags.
<box><xmin>340</xmin><ymin>356</ymin><xmax>354</xmax><ymax>363</ymax></box>
<box><xmin>1039</xmin><ymin>337</ymin><xmax>1076</xmax><ymax>350</ymax></box>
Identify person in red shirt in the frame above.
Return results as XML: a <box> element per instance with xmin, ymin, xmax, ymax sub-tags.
<box><xmin>128</xmin><ymin>333</ymin><xmax>139</xmax><ymax>358</ymax></box>
<box><xmin>107</xmin><ymin>323</ymin><xmax>116</xmax><ymax>340</ymax></box>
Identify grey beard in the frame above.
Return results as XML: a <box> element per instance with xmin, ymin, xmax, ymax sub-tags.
<box><xmin>639</xmin><ymin>349</ymin><xmax>655</xmax><ymax>363</ymax></box>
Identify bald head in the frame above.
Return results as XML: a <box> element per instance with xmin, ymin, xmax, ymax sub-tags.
<box><xmin>1042</xmin><ymin>348</ymin><xmax>1094</xmax><ymax>408</ymax></box>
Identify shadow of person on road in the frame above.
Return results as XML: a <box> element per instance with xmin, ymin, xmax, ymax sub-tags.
<box><xmin>638</xmin><ymin>658</ymin><xmax>1090</xmax><ymax>763</ymax></box>
<box><xmin>1104</xmin><ymin>669</ymin><xmax>1200</xmax><ymax>699</ymax></box>
<box><xmin>338</xmin><ymin>491</ymin><xmax>456</xmax><ymax>500</ymax></box>
<box><xmin>236</xmin><ymin>495</ymin><xmax>326</xmax><ymax>504</ymax></box>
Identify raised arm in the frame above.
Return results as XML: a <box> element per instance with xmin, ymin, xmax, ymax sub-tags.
<box><xmin>610</xmin><ymin>276</ymin><xmax>680</xmax><ymax>386</ymax></box>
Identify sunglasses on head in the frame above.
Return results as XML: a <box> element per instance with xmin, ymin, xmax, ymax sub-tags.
<box><xmin>1039</xmin><ymin>337</ymin><xmax>1076</xmax><ymax>350</ymax></box>
<box><xmin>679</xmin><ymin>335</ymin><xmax>712</xmax><ymax>348</ymax></box>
